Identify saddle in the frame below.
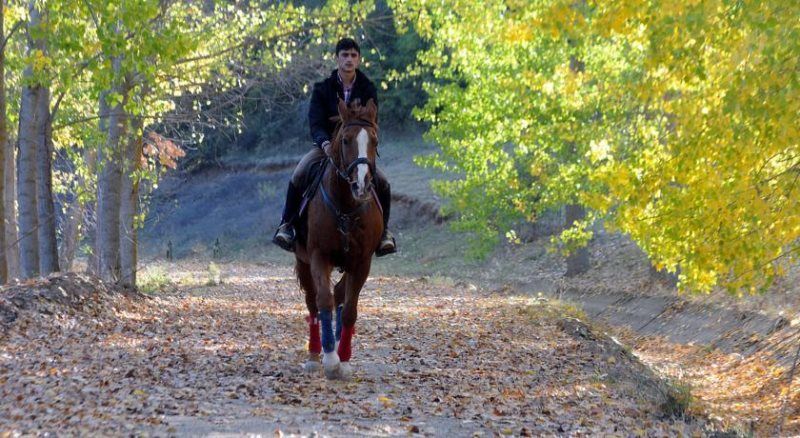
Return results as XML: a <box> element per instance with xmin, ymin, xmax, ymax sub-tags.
<box><xmin>298</xmin><ymin>158</ymin><xmax>329</xmax><ymax>220</ymax></box>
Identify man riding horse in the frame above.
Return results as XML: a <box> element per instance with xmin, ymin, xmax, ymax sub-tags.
<box><xmin>273</xmin><ymin>38</ymin><xmax>396</xmax><ymax>256</ymax></box>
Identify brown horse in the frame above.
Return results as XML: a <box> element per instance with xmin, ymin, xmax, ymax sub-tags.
<box><xmin>293</xmin><ymin>98</ymin><xmax>383</xmax><ymax>380</ymax></box>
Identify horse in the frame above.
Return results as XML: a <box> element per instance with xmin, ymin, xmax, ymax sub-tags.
<box><xmin>293</xmin><ymin>98</ymin><xmax>384</xmax><ymax>380</ymax></box>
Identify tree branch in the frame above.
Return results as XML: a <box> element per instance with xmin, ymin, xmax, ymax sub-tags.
<box><xmin>0</xmin><ymin>20</ymin><xmax>25</xmax><ymax>53</ymax></box>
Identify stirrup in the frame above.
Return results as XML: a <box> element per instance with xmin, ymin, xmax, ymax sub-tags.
<box><xmin>375</xmin><ymin>230</ymin><xmax>396</xmax><ymax>257</ymax></box>
<box><xmin>272</xmin><ymin>223</ymin><xmax>295</xmax><ymax>252</ymax></box>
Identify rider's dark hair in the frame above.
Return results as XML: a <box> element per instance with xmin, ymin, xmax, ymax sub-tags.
<box><xmin>335</xmin><ymin>38</ymin><xmax>360</xmax><ymax>56</ymax></box>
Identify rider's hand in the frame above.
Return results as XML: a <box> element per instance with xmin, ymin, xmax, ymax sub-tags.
<box><xmin>321</xmin><ymin>140</ymin><xmax>332</xmax><ymax>156</ymax></box>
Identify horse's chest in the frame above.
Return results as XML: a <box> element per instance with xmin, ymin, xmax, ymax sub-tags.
<box><xmin>330</xmin><ymin>229</ymin><xmax>375</xmax><ymax>260</ymax></box>
<box><xmin>316</xmin><ymin>225</ymin><xmax>379</xmax><ymax>267</ymax></box>
<box><xmin>306</xmin><ymin>193</ymin><xmax>383</xmax><ymax>267</ymax></box>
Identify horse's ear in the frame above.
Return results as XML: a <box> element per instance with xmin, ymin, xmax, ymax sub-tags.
<box><xmin>337</xmin><ymin>98</ymin><xmax>349</xmax><ymax>121</ymax></box>
<box><xmin>329</xmin><ymin>115</ymin><xmax>341</xmax><ymax>124</ymax></box>
<box><xmin>365</xmin><ymin>99</ymin><xmax>377</xmax><ymax>122</ymax></box>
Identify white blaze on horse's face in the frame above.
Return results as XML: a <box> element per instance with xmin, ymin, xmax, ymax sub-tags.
<box><xmin>355</xmin><ymin>128</ymin><xmax>370</xmax><ymax>198</ymax></box>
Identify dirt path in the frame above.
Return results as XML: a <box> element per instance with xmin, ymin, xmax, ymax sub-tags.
<box><xmin>1</xmin><ymin>262</ymin><xmax>703</xmax><ymax>436</ymax></box>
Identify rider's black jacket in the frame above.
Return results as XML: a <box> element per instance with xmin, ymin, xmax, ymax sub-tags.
<box><xmin>308</xmin><ymin>68</ymin><xmax>378</xmax><ymax>148</ymax></box>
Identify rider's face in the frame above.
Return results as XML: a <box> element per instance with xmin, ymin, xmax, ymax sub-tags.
<box><xmin>336</xmin><ymin>49</ymin><xmax>360</xmax><ymax>74</ymax></box>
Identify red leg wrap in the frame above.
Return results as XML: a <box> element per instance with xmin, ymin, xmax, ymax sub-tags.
<box><xmin>306</xmin><ymin>315</ymin><xmax>321</xmax><ymax>354</ymax></box>
<box><xmin>338</xmin><ymin>325</ymin><xmax>355</xmax><ymax>362</ymax></box>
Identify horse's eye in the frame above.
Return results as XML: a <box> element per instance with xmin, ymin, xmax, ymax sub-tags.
<box><xmin>342</xmin><ymin>139</ymin><xmax>348</xmax><ymax>146</ymax></box>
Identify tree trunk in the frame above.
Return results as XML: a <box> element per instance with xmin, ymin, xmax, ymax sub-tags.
<box><xmin>17</xmin><ymin>75</ymin><xmax>41</xmax><ymax>279</ymax></box>
<box><xmin>3</xmin><ymin>138</ymin><xmax>18</xmax><ymax>280</ymax></box>
<box><xmin>119</xmin><ymin>117</ymin><xmax>143</xmax><ymax>288</ymax></box>
<box><xmin>58</xmin><ymin>197</ymin><xmax>80</xmax><ymax>272</ymax></box>
<box><xmin>86</xmin><ymin>93</ymin><xmax>109</xmax><ymax>276</ymax></box>
<box><xmin>36</xmin><ymin>86</ymin><xmax>59</xmax><ymax>274</ymax></box>
<box><xmin>563</xmin><ymin>54</ymin><xmax>590</xmax><ymax>278</ymax></box>
<box><xmin>0</xmin><ymin>0</ymin><xmax>6</xmax><ymax>283</ymax></box>
<box><xmin>16</xmin><ymin>0</ymin><xmax>47</xmax><ymax>279</ymax></box>
<box><xmin>59</xmin><ymin>144</ymin><xmax>96</xmax><ymax>271</ymax></box>
<box><xmin>96</xmin><ymin>80</ymin><xmax>128</xmax><ymax>283</ymax></box>
<box><xmin>564</xmin><ymin>204</ymin><xmax>590</xmax><ymax>277</ymax></box>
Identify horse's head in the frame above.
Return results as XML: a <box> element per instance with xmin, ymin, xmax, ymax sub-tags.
<box><xmin>332</xmin><ymin>98</ymin><xmax>379</xmax><ymax>202</ymax></box>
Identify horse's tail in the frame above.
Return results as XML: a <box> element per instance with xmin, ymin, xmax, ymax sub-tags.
<box><xmin>293</xmin><ymin>256</ymin><xmax>316</xmax><ymax>299</ymax></box>
<box><xmin>293</xmin><ymin>256</ymin><xmax>305</xmax><ymax>287</ymax></box>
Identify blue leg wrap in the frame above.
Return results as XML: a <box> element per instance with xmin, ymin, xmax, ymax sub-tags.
<box><xmin>319</xmin><ymin>309</ymin><xmax>335</xmax><ymax>353</ymax></box>
<box><xmin>335</xmin><ymin>304</ymin><xmax>344</xmax><ymax>341</ymax></box>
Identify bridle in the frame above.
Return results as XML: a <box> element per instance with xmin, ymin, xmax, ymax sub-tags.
<box><xmin>318</xmin><ymin>118</ymin><xmax>381</xmax><ymax>253</ymax></box>
<box><xmin>330</xmin><ymin>119</ymin><xmax>377</xmax><ymax>187</ymax></box>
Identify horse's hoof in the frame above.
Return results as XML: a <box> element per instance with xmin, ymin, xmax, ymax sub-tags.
<box><xmin>303</xmin><ymin>360</ymin><xmax>321</xmax><ymax>373</ymax></box>
<box><xmin>338</xmin><ymin>362</ymin><xmax>353</xmax><ymax>380</ymax></box>
<box><xmin>322</xmin><ymin>352</ymin><xmax>341</xmax><ymax>380</ymax></box>
<box><xmin>324</xmin><ymin>363</ymin><xmax>340</xmax><ymax>380</ymax></box>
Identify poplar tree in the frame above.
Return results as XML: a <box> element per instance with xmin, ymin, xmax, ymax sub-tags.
<box><xmin>393</xmin><ymin>0</ymin><xmax>800</xmax><ymax>293</ymax></box>
<box><xmin>0</xmin><ymin>0</ymin><xmax>7</xmax><ymax>283</ymax></box>
<box><xmin>16</xmin><ymin>0</ymin><xmax>43</xmax><ymax>279</ymax></box>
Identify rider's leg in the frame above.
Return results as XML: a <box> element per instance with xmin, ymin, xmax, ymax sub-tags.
<box><xmin>273</xmin><ymin>181</ymin><xmax>303</xmax><ymax>251</ymax></box>
<box><xmin>273</xmin><ymin>147</ymin><xmax>326</xmax><ymax>251</ymax></box>
<box><xmin>374</xmin><ymin>167</ymin><xmax>396</xmax><ymax>256</ymax></box>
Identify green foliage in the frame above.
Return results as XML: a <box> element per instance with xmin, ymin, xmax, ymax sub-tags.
<box><xmin>361</xmin><ymin>3</ymin><xmax>431</xmax><ymax>129</ymax></box>
<box><xmin>138</xmin><ymin>266</ymin><xmax>172</xmax><ymax>294</ymax></box>
<box><xmin>206</xmin><ymin>262</ymin><xmax>221</xmax><ymax>286</ymax></box>
<box><xmin>173</xmin><ymin>0</ymin><xmax>428</xmax><ymax>172</ymax></box>
<box><xmin>165</xmin><ymin>1</ymin><xmax>389</xmax><ymax>171</ymax></box>
<box><xmin>4</xmin><ymin>0</ymin><xmax>397</xmax><ymax>235</ymax></box>
<box><xmin>393</xmin><ymin>0</ymin><xmax>800</xmax><ymax>293</ymax></box>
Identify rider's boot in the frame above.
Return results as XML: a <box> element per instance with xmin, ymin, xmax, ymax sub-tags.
<box><xmin>273</xmin><ymin>182</ymin><xmax>302</xmax><ymax>252</ymax></box>
<box><xmin>377</xmin><ymin>229</ymin><xmax>396</xmax><ymax>257</ymax></box>
<box><xmin>375</xmin><ymin>181</ymin><xmax>396</xmax><ymax>257</ymax></box>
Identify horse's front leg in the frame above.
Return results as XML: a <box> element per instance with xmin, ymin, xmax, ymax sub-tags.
<box><xmin>334</xmin><ymin>275</ymin><xmax>347</xmax><ymax>353</ymax></box>
<box><xmin>296</xmin><ymin>260</ymin><xmax>321</xmax><ymax>373</ymax></box>
<box><xmin>337</xmin><ymin>259</ymin><xmax>371</xmax><ymax>380</ymax></box>
<box><xmin>311</xmin><ymin>252</ymin><xmax>339</xmax><ymax>379</ymax></box>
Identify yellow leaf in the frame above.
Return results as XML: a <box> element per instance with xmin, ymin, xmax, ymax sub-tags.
<box><xmin>377</xmin><ymin>396</ymin><xmax>395</xmax><ymax>408</ymax></box>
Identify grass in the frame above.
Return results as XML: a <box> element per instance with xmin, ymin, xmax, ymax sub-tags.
<box><xmin>661</xmin><ymin>378</ymin><xmax>696</xmax><ymax>419</ymax></box>
<box><xmin>138</xmin><ymin>266</ymin><xmax>173</xmax><ymax>295</ymax></box>
<box><xmin>206</xmin><ymin>262</ymin><xmax>221</xmax><ymax>286</ymax></box>
<box><xmin>256</xmin><ymin>181</ymin><xmax>280</xmax><ymax>201</ymax></box>
<box><xmin>372</xmin><ymin>223</ymin><xmax>485</xmax><ymax>278</ymax></box>
<box><xmin>517</xmin><ymin>297</ymin><xmax>588</xmax><ymax>326</ymax></box>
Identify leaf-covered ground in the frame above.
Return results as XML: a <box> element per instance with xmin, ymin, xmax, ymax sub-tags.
<box><xmin>627</xmin><ymin>332</ymin><xmax>800</xmax><ymax>436</ymax></box>
<box><xmin>0</xmin><ymin>262</ymin><xmax>705</xmax><ymax>436</ymax></box>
